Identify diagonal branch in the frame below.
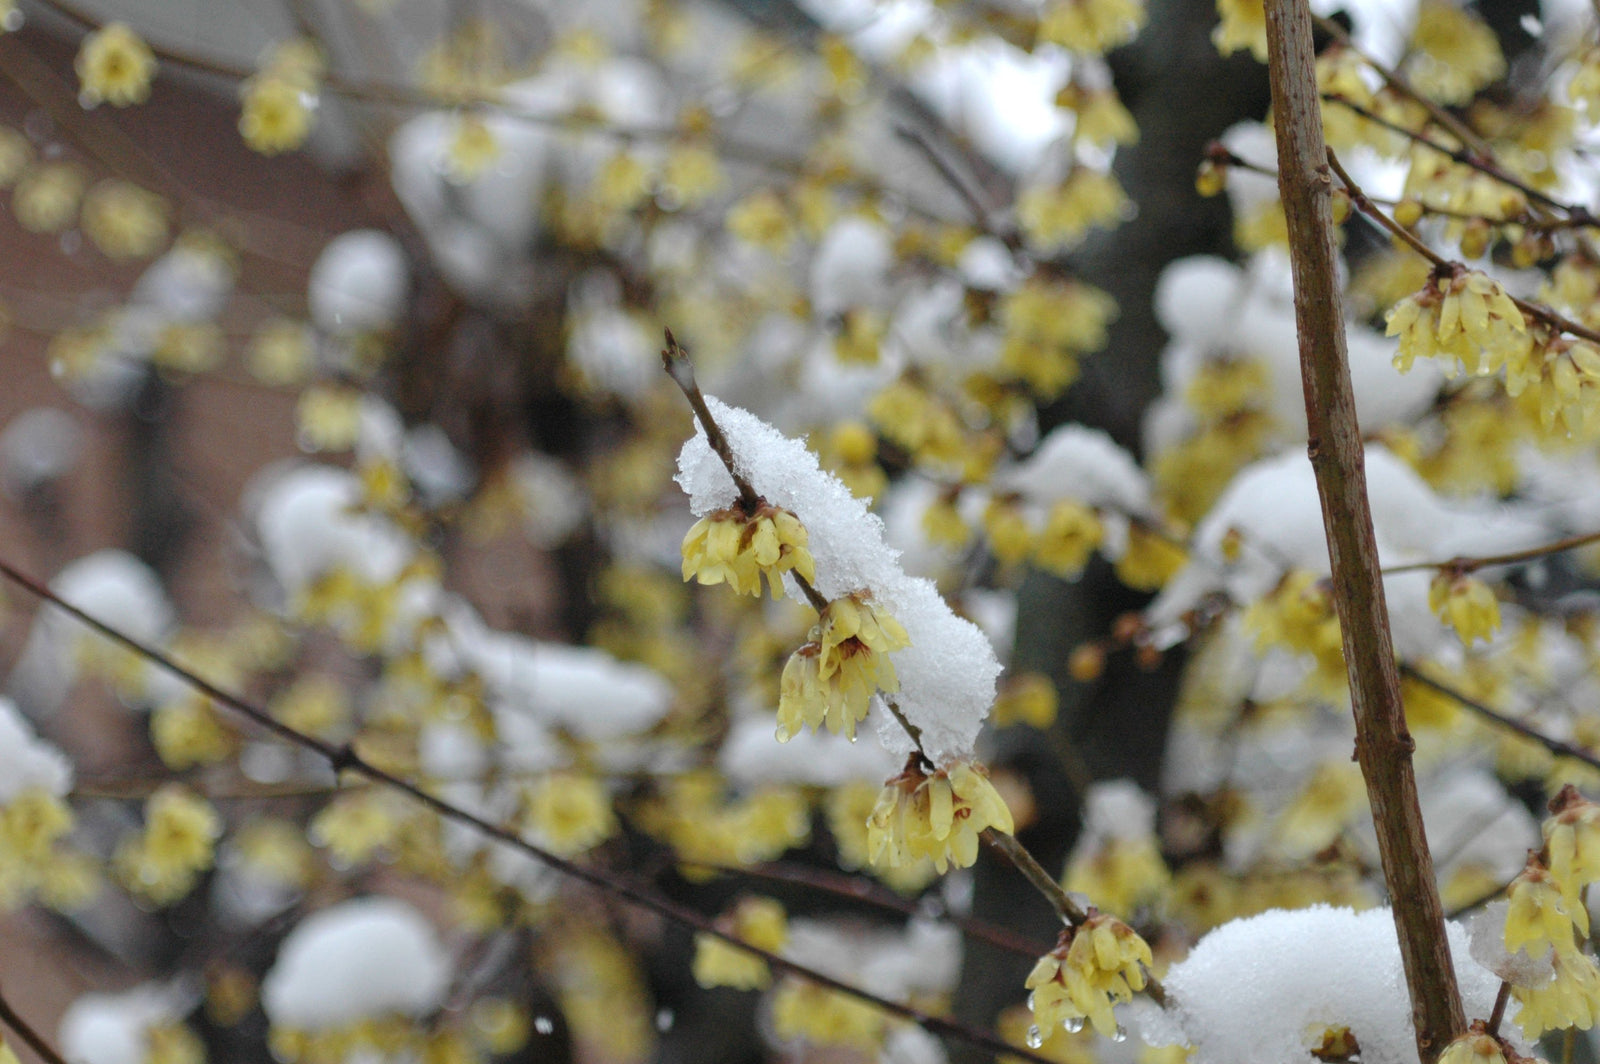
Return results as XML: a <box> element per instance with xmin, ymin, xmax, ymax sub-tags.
<box><xmin>1263</xmin><ymin>0</ymin><xmax>1466</xmax><ymax>1059</ymax></box>
<box><xmin>0</xmin><ymin>556</ymin><xmax>1057</xmax><ymax>1064</ymax></box>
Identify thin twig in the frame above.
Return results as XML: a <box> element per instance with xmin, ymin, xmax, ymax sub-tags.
<box><xmin>0</xmin><ymin>982</ymin><xmax>72</xmax><ymax>1064</ymax></box>
<box><xmin>1486</xmin><ymin>980</ymin><xmax>1511</xmax><ymax>1037</ymax></box>
<box><xmin>1327</xmin><ymin>149</ymin><xmax>1600</xmax><ymax>348</ymax></box>
<box><xmin>0</xmin><ymin>556</ymin><xmax>1058</xmax><ymax>1064</ymax></box>
<box><xmin>1398</xmin><ymin>664</ymin><xmax>1600</xmax><ymax>774</ymax></box>
<box><xmin>1381</xmin><ymin>528</ymin><xmax>1600</xmax><ymax>576</ymax></box>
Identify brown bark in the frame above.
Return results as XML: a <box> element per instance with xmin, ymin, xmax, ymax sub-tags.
<box><xmin>1261</xmin><ymin>0</ymin><xmax>1467</xmax><ymax>1059</ymax></box>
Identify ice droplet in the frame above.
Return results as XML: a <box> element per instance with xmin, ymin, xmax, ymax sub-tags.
<box><xmin>1025</xmin><ymin>1025</ymin><xmax>1044</xmax><ymax>1049</ymax></box>
<box><xmin>533</xmin><ymin>1016</ymin><xmax>554</xmax><ymax>1035</ymax></box>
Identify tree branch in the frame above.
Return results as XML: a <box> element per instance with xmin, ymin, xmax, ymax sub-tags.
<box><xmin>0</xmin><ymin>556</ymin><xmax>1058</xmax><ymax>1064</ymax></box>
<box><xmin>1263</xmin><ymin>0</ymin><xmax>1466</xmax><ymax>1059</ymax></box>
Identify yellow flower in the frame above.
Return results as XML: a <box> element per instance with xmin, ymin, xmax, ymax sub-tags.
<box><xmin>1386</xmin><ymin>268</ymin><xmax>1529</xmax><ymax>378</ymax></box>
<box><xmin>691</xmin><ymin>896</ymin><xmax>788</xmax><ymax>990</ymax></box>
<box><xmin>1018</xmin><ymin>170</ymin><xmax>1129</xmax><ymax>251</ymax></box>
<box><xmin>770</xmin><ymin>977</ymin><xmax>885</xmax><ymax>1050</ymax></box>
<box><xmin>295</xmin><ymin>385</ymin><xmax>362</xmax><ymax>452</ymax></box>
<box><xmin>1064</xmin><ymin>838</ymin><xmax>1170</xmax><ymax>918</ymax></box>
<box><xmin>984</xmin><ymin>499</ymin><xmax>1036</xmax><ymax>566</ymax></box>
<box><xmin>867</xmin><ymin>759</ymin><xmax>1015</xmax><ymax>873</ymax></box>
<box><xmin>1025</xmin><ymin>914</ymin><xmax>1153</xmax><ymax>1039</ymax></box>
<box><xmin>524</xmin><ymin>771</ymin><xmax>616</xmax><ymax>856</ymax></box>
<box><xmin>1034</xmin><ymin>501</ymin><xmax>1104</xmax><ymax>579</ymax></box>
<box><xmin>445</xmin><ymin>114</ymin><xmax>499</xmax><ymax>182</ymax></box>
<box><xmin>777</xmin><ymin>594</ymin><xmax>909</xmax><ymax>741</ymax></box>
<box><xmin>240</xmin><ymin>76</ymin><xmax>315</xmax><ymax>155</ymax></box>
<box><xmin>1436</xmin><ymin>1032</ymin><xmax>1507</xmax><ymax>1064</ymax></box>
<box><xmin>992</xmin><ymin>672</ymin><xmax>1059</xmax><ymax>729</ymax></box>
<box><xmin>1504</xmin><ymin>861</ymin><xmax>1587</xmax><ymax>956</ymax></box>
<box><xmin>81</xmin><ymin>180</ymin><xmax>167</xmax><ymax>260</ymax></box>
<box><xmin>248</xmin><ymin>318</ymin><xmax>315</xmax><ymax>386</ymax></box>
<box><xmin>1063</xmin><ymin>87</ymin><xmax>1138</xmax><ymax>149</ymax></box>
<box><xmin>726</xmin><ymin>191</ymin><xmax>793</xmax><ymax>252</ymax></box>
<box><xmin>1037</xmin><ymin>0</ymin><xmax>1146</xmax><ymax>53</ymax></box>
<box><xmin>681</xmin><ymin>503</ymin><xmax>817</xmax><ymax>600</ymax></box>
<box><xmin>76</xmin><ymin>22</ymin><xmax>156</xmax><ymax>107</ymax></box>
<box><xmin>114</xmin><ymin>785</ymin><xmax>221</xmax><ymax>905</ymax></box>
<box><xmin>1115</xmin><ymin>526</ymin><xmax>1187</xmax><ymax>591</ymax></box>
<box><xmin>1429</xmin><ymin>571</ymin><xmax>1501</xmax><ymax>645</ymax></box>
<box><xmin>1512</xmin><ymin>947</ymin><xmax>1600</xmax><ymax>1037</ymax></box>
<box><xmin>1213</xmin><ymin>0</ymin><xmax>1267</xmax><ymax>62</ymax></box>
<box><xmin>1408</xmin><ymin>0</ymin><xmax>1503</xmax><ymax>105</ymax></box>
<box><xmin>1544</xmin><ymin>785</ymin><xmax>1600</xmax><ymax>905</ymax></box>
<box><xmin>12</xmin><ymin>163</ymin><xmax>84</xmax><ymax>233</ymax></box>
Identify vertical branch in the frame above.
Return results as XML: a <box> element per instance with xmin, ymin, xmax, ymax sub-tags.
<box><xmin>1261</xmin><ymin>0</ymin><xmax>1466</xmax><ymax>1059</ymax></box>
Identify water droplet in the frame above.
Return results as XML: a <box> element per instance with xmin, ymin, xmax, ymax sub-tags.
<box><xmin>533</xmin><ymin>1017</ymin><xmax>554</xmax><ymax>1035</ymax></box>
<box><xmin>655</xmin><ymin>1008</ymin><xmax>675</xmax><ymax>1032</ymax></box>
<box><xmin>1063</xmin><ymin>1016</ymin><xmax>1084</xmax><ymax>1034</ymax></box>
<box><xmin>1025</xmin><ymin>991</ymin><xmax>1036</xmax><ymax>1010</ymax></box>
<box><xmin>1025</xmin><ymin>1025</ymin><xmax>1043</xmax><ymax>1049</ymax></box>
<box><xmin>78</xmin><ymin>91</ymin><xmax>98</xmax><ymax>110</ymax></box>
<box><xmin>1112</xmin><ymin>1025</ymin><xmax>1128</xmax><ymax>1043</ymax></box>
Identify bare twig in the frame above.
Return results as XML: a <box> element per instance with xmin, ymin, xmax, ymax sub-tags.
<box><xmin>0</xmin><ymin>556</ymin><xmax>1058</xmax><ymax>1064</ymax></box>
<box><xmin>1382</xmin><ymin>528</ymin><xmax>1600</xmax><ymax>576</ymax></box>
<box><xmin>1266</xmin><ymin>0</ymin><xmax>1466</xmax><ymax>1058</ymax></box>
<box><xmin>0</xmin><ymin>982</ymin><xmax>72</xmax><ymax>1064</ymax></box>
<box><xmin>1398</xmin><ymin>664</ymin><xmax>1600</xmax><ymax>773</ymax></box>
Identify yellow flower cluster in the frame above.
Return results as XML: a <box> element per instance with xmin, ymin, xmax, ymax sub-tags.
<box><xmin>113</xmin><ymin>785</ymin><xmax>221</xmax><ymax>905</ymax></box>
<box><xmin>0</xmin><ymin>788</ymin><xmax>97</xmax><ymax>912</ymax></box>
<box><xmin>1018</xmin><ymin>170</ymin><xmax>1129</xmax><ymax>252</ymax></box>
<box><xmin>1506</xmin><ymin>788</ymin><xmax>1600</xmax><ymax>1036</ymax></box>
<box><xmin>777</xmin><ymin>594</ymin><xmax>910</xmax><ymax>741</ymax></box>
<box><xmin>681</xmin><ymin>503</ymin><xmax>816</xmax><ymax>600</ymax></box>
<box><xmin>640</xmin><ymin>774</ymin><xmax>812</xmax><ymax>874</ymax></box>
<box><xmin>1428</xmin><ymin>571</ymin><xmax>1501</xmax><ymax>646</ymax></box>
<box><xmin>999</xmin><ymin>278</ymin><xmax>1117</xmax><ymax>401</ymax></box>
<box><xmin>1407</xmin><ymin>0</ymin><xmax>1504</xmax><ymax>105</ymax></box>
<box><xmin>1024</xmin><ymin>915</ymin><xmax>1153</xmax><ymax>1039</ymax></box>
<box><xmin>867</xmin><ymin>759</ymin><xmax>1015</xmax><ymax>873</ymax></box>
<box><xmin>76</xmin><ymin>22</ymin><xmax>156</xmax><ymax>107</ymax></box>
<box><xmin>691</xmin><ymin>896</ymin><xmax>788</xmax><ymax>990</ymax></box>
<box><xmin>1386</xmin><ymin>267</ymin><xmax>1529</xmax><ymax>378</ymax></box>
<box><xmin>981</xmin><ymin>498</ymin><xmax>1106</xmax><ymax>578</ymax></box>
<box><xmin>869</xmin><ymin>377</ymin><xmax>969</xmax><ymax>467</ymax></box>
<box><xmin>1059</xmin><ymin>85</ymin><xmax>1138</xmax><ymax>149</ymax></box>
<box><xmin>1064</xmin><ymin>837</ymin><xmax>1170</xmax><ymax>918</ymax></box>
<box><xmin>1037</xmin><ymin>0</ymin><xmax>1147</xmax><ymax>54</ymax></box>
<box><xmin>1506</xmin><ymin>330</ymin><xmax>1600</xmax><ymax>437</ymax></box>
<box><xmin>770</xmin><ymin>977</ymin><xmax>885</xmax><ymax>1051</ymax></box>
<box><xmin>825</xmin><ymin>781</ymin><xmax>938</xmax><ymax>893</ymax></box>
<box><xmin>992</xmin><ymin>672</ymin><xmax>1060</xmax><ymax>730</ymax></box>
<box><xmin>1243</xmin><ymin>570</ymin><xmax>1346</xmax><ymax>693</ymax></box>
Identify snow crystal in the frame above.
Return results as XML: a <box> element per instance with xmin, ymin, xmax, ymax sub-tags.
<box><xmin>60</xmin><ymin>984</ymin><xmax>186</xmax><ymax>1064</ymax></box>
<box><xmin>676</xmin><ymin>397</ymin><xmax>1001</xmax><ymax>764</ymax></box>
<box><xmin>0</xmin><ymin>695</ymin><xmax>71</xmax><ymax>802</ymax></box>
<box><xmin>1162</xmin><ymin>905</ymin><xmax>1507</xmax><ymax>1064</ymax></box>
<box><xmin>261</xmin><ymin>897</ymin><xmax>450</xmax><ymax>1030</ymax></box>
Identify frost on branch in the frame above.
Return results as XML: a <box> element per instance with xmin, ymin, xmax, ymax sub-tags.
<box><xmin>676</xmin><ymin>396</ymin><xmax>1000</xmax><ymax>765</ymax></box>
<box><xmin>1157</xmin><ymin>906</ymin><xmax>1507</xmax><ymax>1064</ymax></box>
